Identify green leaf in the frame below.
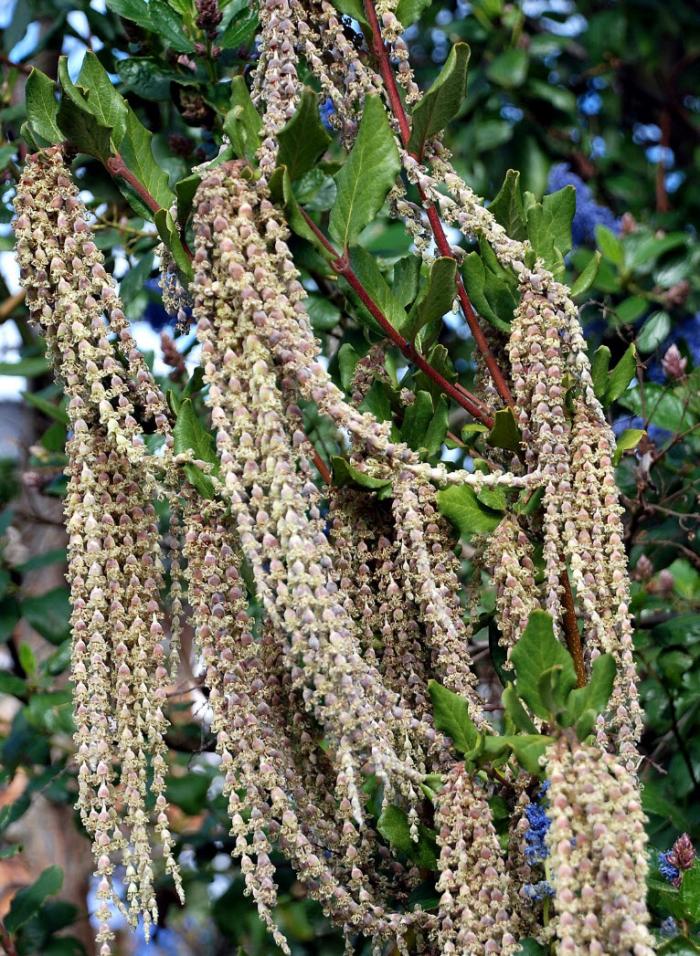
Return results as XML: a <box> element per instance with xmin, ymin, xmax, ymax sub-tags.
<box><xmin>502</xmin><ymin>683</ymin><xmax>537</xmax><ymax>734</ymax></box>
<box><xmin>155</xmin><ymin>208</ymin><xmax>193</xmax><ymax>282</ymax></box>
<box><xmin>346</xmin><ymin>246</ymin><xmax>407</xmax><ymax>333</ymax></box>
<box><xmin>306</xmin><ymin>295</ymin><xmax>341</xmax><ymax>332</ymax></box>
<box><xmin>57</xmin><ymin>59</ymin><xmax>112</xmax><ymax>162</ymax></box>
<box><xmin>269</xmin><ymin>166</ymin><xmax>331</xmax><ymax>256</ymax></box>
<box><xmin>25</xmin><ymin>69</ymin><xmax>62</xmax><ymax>146</ymax></box>
<box><xmin>277</xmin><ymin>90</ymin><xmax>331</xmax><ymax>182</ymax></box>
<box><xmin>614</xmin><ymin>294</ymin><xmax>648</xmax><ymax>326</ymax></box>
<box><xmin>0</xmin><ymin>794</ymin><xmax>30</xmax><ymax>833</ymax></box>
<box><xmin>637</xmin><ymin>310</ymin><xmax>671</xmax><ymax>353</ymax></box>
<box><xmin>402</xmin><ymin>258</ymin><xmax>456</xmax><ymax>341</ymax></box>
<box><xmin>590</xmin><ymin>345</ymin><xmax>611</xmax><ymax>401</ymax></box>
<box><xmin>565</xmin><ymin>654</ymin><xmax>616</xmax><ymax>728</ymax></box>
<box><xmin>408</xmin><ymin>43</ymin><xmax>470</xmax><ymax>155</ymax></box>
<box><xmin>486</xmin><ymin>408</ymin><xmax>521</xmax><ymax>452</ymax></box>
<box><xmin>527</xmin><ymin>185</ymin><xmax>576</xmax><ymax>270</ymax></box>
<box><xmin>173</xmin><ymin>398</ymin><xmax>217</xmax><ymax>499</ymax></box>
<box><xmin>330</xmin><ymin>0</ymin><xmax>368</xmax><ymax>25</ymax></box>
<box><xmin>436</xmin><ymin>484</ymin><xmax>503</xmax><ymax>535</ymax></box>
<box><xmin>606</xmin><ymin>344</ymin><xmax>637</xmax><ymax>403</ymax></box>
<box><xmin>595</xmin><ymin>223</ymin><xmax>624</xmax><ymax>266</ymax></box>
<box><xmin>462</xmin><ymin>253</ymin><xmax>510</xmax><ymax>332</ymax></box>
<box><xmin>516</xmin><ymin>938</ymin><xmax>548</xmax><ymax>955</ymax></box>
<box><xmin>21</xmin><ymin>588</ymin><xmax>71</xmax><ymax>645</ymax></box>
<box><xmin>401</xmin><ymin>391</ymin><xmax>434</xmax><ymax>450</ymax></box>
<box><xmin>330</xmin><ymin>96</ymin><xmax>400</xmax><ymax>249</ymax></box>
<box><xmin>393</xmin><ymin>256</ymin><xmax>421</xmax><ymax>308</ymax></box>
<box><xmin>117</xmin><ymin>107</ymin><xmax>175</xmax><ymax>215</ymax></box>
<box><xmin>395</xmin><ymin>0</ymin><xmax>431</xmax><ymax>25</ymax></box>
<box><xmin>613</xmin><ymin>428</ymin><xmax>645</xmax><ymax>465</ymax></box>
<box><xmin>21</xmin><ymin>392</ymin><xmax>69</xmax><ymax>425</ymax></box>
<box><xmin>107</xmin><ymin>0</ymin><xmax>194</xmax><ymax>51</ymax></box>
<box><xmin>498</xmin><ymin>734</ymin><xmax>554</xmax><ymax>775</ymax></box>
<box><xmin>331</xmin><ymin>457</ymin><xmax>392</xmax><ymax>497</ymax></box>
<box><xmin>377</xmin><ymin>805</ymin><xmax>438</xmax><ymax>869</ymax></box>
<box><xmin>0</xmin><ymin>356</ymin><xmax>50</xmax><ymax>377</ymax></box>
<box><xmin>423</xmin><ymin>396</ymin><xmax>449</xmax><ymax>457</ymax></box>
<box><xmin>486</xmin><ymin>48</ymin><xmax>528</xmax><ymax>88</ymax></box>
<box><xmin>510</xmin><ymin>610</ymin><xmax>577</xmax><ymax>720</ymax></box>
<box><xmin>489</xmin><ymin>169</ymin><xmax>526</xmax><ymax>241</ymax></box>
<box><xmin>166</xmin><ymin>772</ymin><xmax>210</xmax><ymax>815</ymax></box>
<box><xmin>680</xmin><ymin>862</ymin><xmax>700</xmax><ymax>922</ymax></box>
<box><xmin>218</xmin><ymin>7</ymin><xmax>258</xmax><ymax>49</ymax></box>
<box><xmin>337</xmin><ymin>343</ymin><xmax>360</xmax><ymax>391</ymax></box>
<box><xmin>76</xmin><ymin>51</ymin><xmax>127</xmax><ymax>144</ymax></box>
<box><xmin>224</xmin><ymin>76</ymin><xmax>262</xmax><ymax>162</ymax></box>
<box><xmin>0</xmin><ymin>673</ymin><xmax>26</xmax><ymax>697</ymax></box>
<box><xmin>175</xmin><ymin>173</ymin><xmax>201</xmax><ymax>227</ymax></box>
<box><xmin>570</xmin><ymin>251</ymin><xmax>601</xmax><ymax>298</ymax></box>
<box><xmin>428</xmin><ymin>680</ymin><xmax>480</xmax><ymax>754</ymax></box>
<box><xmin>5</xmin><ymin>865</ymin><xmax>64</xmax><ymax>934</ymax></box>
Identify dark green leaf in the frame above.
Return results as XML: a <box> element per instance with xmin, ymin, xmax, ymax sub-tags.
<box><xmin>21</xmin><ymin>588</ymin><xmax>71</xmax><ymax>645</ymax></box>
<box><xmin>76</xmin><ymin>51</ymin><xmax>127</xmax><ymax>144</ymax></box>
<box><xmin>637</xmin><ymin>310</ymin><xmax>671</xmax><ymax>353</ymax></box>
<box><xmin>499</xmin><ymin>734</ymin><xmax>554</xmax><ymax>775</ymax></box>
<box><xmin>117</xmin><ymin>107</ymin><xmax>175</xmax><ymax>215</ymax></box>
<box><xmin>21</xmin><ymin>392</ymin><xmax>69</xmax><ymax>425</ymax></box>
<box><xmin>393</xmin><ymin>256</ymin><xmax>422</xmax><ymax>308</ymax></box>
<box><xmin>510</xmin><ymin>610</ymin><xmax>577</xmax><ymax>720</ymax></box>
<box><xmin>486</xmin><ymin>408</ymin><xmax>521</xmax><ymax>452</ymax></box>
<box><xmin>166</xmin><ymin>772</ymin><xmax>211</xmax><ymax>815</ymax></box>
<box><xmin>486</xmin><ymin>48</ymin><xmax>528</xmax><ymax>88</ymax></box>
<box><xmin>0</xmin><ymin>673</ymin><xmax>26</xmax><ymax>697</ymax></box>
<box><xmin>489</xmin><ymin>169</ymin><xmax>526</xmax><ymax>241</ymax></box>
<box><xmin>25</xmin><ymin>69</ymin><xmax>62</xmax><ymax>146</ymax></box>
<box><xmin>107</xmin><ymin>0</ymin><xmax>194</xmax><ymax>51</ymax></box>
<box><xmin>173</xmin><ymin>398</ymin><xmax>217</xmax><ymax>499</ymax></box>
<box><xmin>5</xmin><ymin>865</ymin><xmax>64</xmax><ymax>934</ymax></box>
<box><xmin>57</xmin><ymin>60</ymin><xmax>112</xmax><ymax>163</ymax></box>
<box><xmin>396</xmin><ymin>0</ymin><xmax>431</xmax><ymax>24</ymax></box>
<box><xmin>330</xmin><ymin>96</ymin><xmax>401</xmax><ymax>249</ymax></box>
<box><xmin>401</xmin><ymin>391</ymin><xmax>433</xmax><ymax>450</ymax></box>
<box><xmin>154</xmin><ymin>208</ymin><xmax>193</xmax><ymax>281</ymax></box>
<box><xmin>346</xmin><ymin>246</ymin><xmax>407</xmax><ymax>333</ymax></box>
<box><xmin>590</xmin><ymin>345</ymin><xmax>611</xmax><ymax>401</ymax></box>
<box><xmin>331</xmin><ymin>457</ymin><xmax>392</xmax><ymax>497</ymax></box>
<box><xmin>377</xmin><ymin>805</ymin><xmax>438</xmax><ymax>869</ymax></box>
<box><xmin>570</xmin><ymin>251</ymin><xmax>601</xmax><ymax>298</ymax></box>
<box><xmin>0</xmin><ymin>357</ymin><xmax>50</xmax><ymax>377</ymax></box>
<box><xmin>306</xmin><ymin>295</ymin><xmax>341</xmax><ymax>332</ymax></box>
<box><xmin>269</xmin><ymin>166</ymin><xmax>331</xmax><ymax>255</ymax></box>
<box><xmin>680</xmin><ymin>862</ymin><xmax>700</xmax><ymax>922</ymax></box>
<box><xmin>436</xmin><ymin>484</ymin><xmax>503</xmax><ymax>535</ymax></box>
<box><xmin>502</xmin><ymin>684</ymin><xmax>538</xmax><ymax>734</ymax></box>
<box><xmin>224</xmin><ymin>77</ymin><xmax>262</xmax><ymax>162</ymax></box>
<box><xmin>462</xmin><ymin>253</ymin><xmax>509</xmax><ymax>331</ymax></box>
<box><xmin>423</xmin><ymin>396</ymin><xmax>449</xmax><ymax>457</ymax></box>
<box><xmin>175</xmin><ymin>173</ymin><xmax>201</xmax><ymax>227</ymax></box>
<box><xmin>516</xmin><ymin>938</ymin><xmax>548</xmax><ymax>955</ymax></box>
<box><xmin>595</xmin><ymin>223</ymin><xmax>624</xmax><ymax>266</ymax></box>
<box><xmin>613</xmin><ymin>428</ymin><xmax>645</xmax><ymax>465</ymax></box>
<box><xmin>527</xmin><ymin>185</ymin><xmax>576</xmax><ymax>271</ymax></box>
<box><xmin>408</xmin><ymin>43</ymin><xmax>470</xmax><ymax>155</ymax></box>
<box><xmin>0</xmin><ymin>793</ymin><xmax>30</xmax><ymax>833</ymax></box>
<box><xmin>277</xmin><ymin>90</ymin><xmax>331</xmax><ymax>182</ymax></box>
<box><xmin>402</xmin><ymin>258</ymin><xmax>456</xmax><ymax>341</ymax></box>
<box><xmin>606</xmin><ymin>344</ymin><xmax>637</xmax><ymax>403</ymax></box>
<box><xmin>218</xmin><ymin>7</ymin><xmax>259</xmax><ymax>49</ymax></box>
<box><xmin>428</xmin><ymin>680</ymin><xmax>479</xmax><ymax>754</ymax></box>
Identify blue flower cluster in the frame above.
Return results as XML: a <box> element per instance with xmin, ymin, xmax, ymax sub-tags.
<box><xmin>522</xmin><ymin>879</ymin><xmax>554</xmax><ymax>902</ymax></box>
<box><xmin>658</xmin><ymin>850</ymin><xmax>681</xmax><ymax>884</ymax></box>
<box><xmin>319</xmin><ymin>97</ymin><xmax>336</xmax><ymax>132</ymax></box>
<box><xmin>660</xmin><ymin>917</ymin><xmax>679</xmax><ymax>938</ymax></box>
<box><xmin>524</xmin><ymin>782</ymin><xmax>551</xmax><ymax>866</ymax></box>
<box><xmin>547</xmin><ymin>163</ymin><xmax>619</xmax><ymax>247</ymax></box>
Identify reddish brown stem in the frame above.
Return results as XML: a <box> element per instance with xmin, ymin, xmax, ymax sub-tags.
<box><xmin>339</xmin><ymin>257</ymin><xmax>493</xmax><ymax>426</ymax></box>
<box><xmin>105</xmin><ymin>153</ymin><xmax>162</xmax><ymax>215</ymax></box>
<box><xmin>310</xmin><ymin>446</ymin><xmax>332</xmax><ymax>484</ymax></box>
<box><xmin>299</xmin><ymin>207</ymin><xmax>492</xmax><ymax>425</ymax></box>
<box><xmin>561</xmin><ymin>568</ymin><xmax>586</xmax><ymax>687</ymax></box>
<box><xmin>362</xmin><ymin>0</ymin><xmax>514</xmax><ymax>409</ymax></box>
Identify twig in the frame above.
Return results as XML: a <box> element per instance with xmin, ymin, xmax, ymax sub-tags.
<box><xmin>105</xmin><ymin>153</ymin><xmax>162</xmax><ymax>215</ymax></box>
<box><xmin>560</xmin><ymin>568</ymin><xmax>586</xmax><ymax>687</ymax></box>
<box><xmin>299</xmin><ymin>206</ymin><xmax>493</xmax><ymax>426</ymax></box>
<box><xmin>362</xmin><ymin>0</ymin><xmax>514</xmax><ymax>409</ymax></box>
<box><xmin>0</xmin><ymin>290</ymin><xmax>26</xmax><ymax>322</ymax></box>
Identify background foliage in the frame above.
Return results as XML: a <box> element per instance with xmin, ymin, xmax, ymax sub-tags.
<box><xmin>0</xmin><ymin>0</ymin><xmax>699</xmax><ymax>952</ymax></box>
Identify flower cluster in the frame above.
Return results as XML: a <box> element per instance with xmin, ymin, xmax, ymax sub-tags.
<box><xmin>658</xmin><ymin>833</ymin><xmax>696</xmax><ymax>887</ymax></box>
<box><xmin>545</xmin><ymin>736</ymin><xmax>655</xmax><ymax>954</ymax></box>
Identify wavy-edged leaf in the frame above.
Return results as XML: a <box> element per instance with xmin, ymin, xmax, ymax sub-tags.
<box><xmin>408</xmin><ymin>43</ymin><xmax>470</xmax><ymax>155</ymax></box>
